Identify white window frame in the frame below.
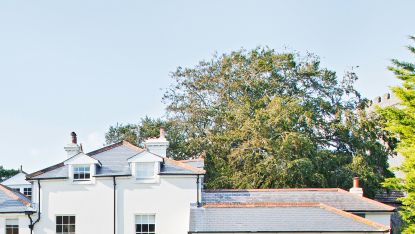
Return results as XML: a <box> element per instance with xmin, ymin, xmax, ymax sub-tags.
<box><xmin>23</xmin><ymin>187</ymin><xmax>32</xmax><ymax>199</ymax></box>
<box><xmin>73</xmin><ymin>165</ymin><xmax>91</xmax><ymax>181</ymax></box>
<box><xmin>56</xmin><ymin>215</ymin><xmax>75</xmax><ymax>234</ymax></box>
<box><xmin>5</xmin><ymin>218</ymin><xmax>19</xmax><ymax>234</ymax></box>
<box><xmin>135</xmin><ymin>214</ymin><xmax>156</xmax><ymax>234</ymax></box>
<box><xmin>136</xmin><ymin>162</ymin><xmax>155</xmax><ymax>179</ymax></box>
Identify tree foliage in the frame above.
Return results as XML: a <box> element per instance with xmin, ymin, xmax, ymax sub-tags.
<box><xmin>378</xmin><ymin>36</ymin><xmax>415</xmax><ymax>233</ymax></box>
<box><xmin>105</xmin><ymin>117</ymin><xmax>192</xmax><ymax>160</ymax></box>
<box><xmin>0</xmin><ymin>166</ymin><xmax>18</xmax><ymax>182</ymax></box>
<box><xmin>163</xmin><ymin>47</ymin><xmax>393</xmax><ymax>197</ymax></box>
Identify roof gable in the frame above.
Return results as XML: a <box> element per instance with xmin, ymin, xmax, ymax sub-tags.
<box><xmin>64</xmin><ymin>152</ymin><xmax>101</xmax><ymax>166</ymax></box>
<box><xmin>127</xmin><ymin>151</ymin><xmax>163</xmax><ymax>163</ymax></box>
<box><xmin>1</xmin><ymin>172</ymin><xmax>31</xmax><ymax>186</ymax></box>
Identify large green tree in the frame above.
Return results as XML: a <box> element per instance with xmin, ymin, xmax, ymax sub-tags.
<box><xmin>379</xmin><ymin>36</ymin><xmax>415</xmax><ymax>233</ymax></box>
<box><xmin>0</xmin><ymin>166</ymin><xmax>18</xmax><ymax>182</ymax></box>
<box><xmin>163</xmin><ymin>47</ymin><xmax>393</xmax><ymax>197</ymax></box>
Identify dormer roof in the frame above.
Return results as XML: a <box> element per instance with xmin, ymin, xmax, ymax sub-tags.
<box><xmin>64</xmin><ymin>152</ymin><xmax>102</xmax><ymax>166</ymax></box>
<box><xmin>27</xmin><ymin>141</ymin><xmax>205</xmax><ymax>180</ymax></box>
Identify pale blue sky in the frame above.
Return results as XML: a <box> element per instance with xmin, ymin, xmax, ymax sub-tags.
<box><xmin>0</xmin><ymin>0</ymin><xmax>414</xmax><ymax>172</ymax></box>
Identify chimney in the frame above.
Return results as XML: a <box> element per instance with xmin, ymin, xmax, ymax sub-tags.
<box><xmin>64</xmin><ymin>132</ymin><xmax>81</xmax><ymax>158</ymax></box>
<box><xmin>349</xmin><ymin>177</ymin><xmax>363</xmax><ymax>197</ymax></box>
<box><xmin>144</xmin><ymin>128</ymin><xmax>169</xmax><ymax>157</ymax></box>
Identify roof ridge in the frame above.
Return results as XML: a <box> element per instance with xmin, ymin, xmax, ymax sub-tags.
<box><xmin>163</xmin><ymin>157</ymin><xmax>206</xmax><ymax>174</ymax></box>
<box><xmin>337</xmin><ymin>188</ymin><xmax>395</xmax><ymax>211</ymax></box>
<box><xmin>318</xmin><ymin>203</ymin><xmax>390</xmax><ymax>231</ymax></box>
<box><xmin>203</xmin><ymin>188</ymin><xmax>340</xmax><ymax>192</ymax></box>
<box><xmin>87</xmin><ymin>140</ymin><xmax>144</xmax><ymax>156</ymax></box>
<box><xmin>0</xmin><ymin>184</ymin><xmax>31</xmax><ymax>207</ymax></box>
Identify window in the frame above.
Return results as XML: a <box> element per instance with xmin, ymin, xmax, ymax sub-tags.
<box><xmin>136</xmin><ymin>163</ymin><xmax>155</xmax><ymax>179</ymax></box>
<box><xmin>6</xmin><ymin>219</ymin><xmax>18</xmax><ymax>234</ymax></box>
<box><xmin>23</xmin><ymin>188</ymin><xmax>32</xmax><ymax>199</ymax></box>
<box><xmin>56</xmin><ymin>216</ymin><xmax>75</xmax><ymax>234</ymax></box>
<box><xmin>135</xmin><ymin>215</ymin><xmax>155</xmax><ymax>234</ymax></box>
<box><xmin>12</xmin><ymin>188</ymin><xmax>20</xmax><ymax>193</ymax></box>
<box><xmin>73</xmin><ymin>165</ymin><xmax>90</xmax><ymax>180</ymax></box>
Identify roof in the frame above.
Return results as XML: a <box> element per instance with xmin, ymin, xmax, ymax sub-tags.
<box><xmin>375</xmin><ymin>189</ymin><xmax>405</xmax><ymax>206</ymax></box>
<box><xmin>0</xmin><ymin>184</ymin><xmax>34</xmax><ymax>213</ymax></box>
<box><xmin>189</xmin><ymin>203</ymin><xmax>389</xmax><ymax>233</ymax></box>
<box><xmin>27</xmin><ymin>141</ymin><xmax>205</xmax><ymax>180</ymax></box>
<box><xmin>179</xmin><ymin>159</ymin><xmax>204</xmax><ymax>170</ymax></box>
<box><xmin>203</xmin><ymin>188</ymin><xmax>395</xmax><ymax>212</ymax></box>
<box><xmin>1</xmin><ymin>172</ymin><xmax>31</xmax><ymax>186</ymax></box>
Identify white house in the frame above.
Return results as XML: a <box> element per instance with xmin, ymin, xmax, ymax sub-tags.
<box><xmin>0</xmin><ymin>129</ymin><xmax>395</xmax><ymax>234</ymax></box>
<box><xmin>1</xmin><ymin>169</ymin><xmax>32</xmax><ymax>200</ymax></box>
<box><xmin>0</xmin><ymin>184</ymin><xmax>34</xmax><ymax>234</ymax></box>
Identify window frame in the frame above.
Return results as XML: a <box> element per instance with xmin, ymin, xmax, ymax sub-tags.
<box><xmin>135</xmin><ymin>214</ymin><xmax>156</xmax><ymax>234</ymax></box>
<box><xmin>73</xmin><ymin>165</ymin><xmax>91</xmax><ymax>181</ymax></box>
<box><xmin>23</xmin><ymin>187</ymin><xmax>32</xmax><ymax>199</ymax></box>
<box><xmin>56</xmin><ymin>215</ymin><xmax>76</xmax><ymax>234</ymax></box>
<box><xmin>5</xmin><ymin>218</ymin><xmax>19</xmax><ymax>234</ymax></box>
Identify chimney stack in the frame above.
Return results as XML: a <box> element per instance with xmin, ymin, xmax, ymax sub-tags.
<box><xmin>349</xmin><ymin>177</ymin><xmax>363</xmax><ymax>197</ymax></box>
<box><xmin>144</xmin><ymin>127</ymin><xmax>169</xmax><ymax>157</ymax></box>
<box><xmin>64</xmin><ymin>132</ymin><xmax>81</xmax><ymax>158</ymax></box>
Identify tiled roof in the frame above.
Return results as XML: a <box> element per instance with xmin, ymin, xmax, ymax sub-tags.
<box><xmin>179</xmin><ymin>158</ymin><xmax>204</xmax><ymax>170</ymax></box>
<box><xmin>203</xmin><ymin>188</ymin><xmax>395</xmax><ymax>212</ymax></box>
<box><xmin>27</xmin><ymin>141</ymin><xmax>204</xmax><ymax>180</ymax></box>
<box><xmin>375</xmin><ymin>189</ymin><xmax>405</xmax><ymax>206</ymax></box>
<box><xmin>189</xmin><ymin>203</ymin><xmax>389</xmax><ymax>233</ymax></box>
<box><xmin>0</xmin><ymin>184</ymin><xmax>35</xmax><ymax>213</ymax></box>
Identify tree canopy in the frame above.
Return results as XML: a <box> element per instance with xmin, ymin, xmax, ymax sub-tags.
<box><xmin>162</xmin><ymin>47</ymin><xmax>393</xmax><ymax>197</ymax></box>
<box><xmin>378</xmin><ymin>36</ymin><xmax>415</xmax><ymax>233</ymax></box>
<box><xmin>105</xmin><ymin>47</ymin><xmax>393</xmax><ymax>197</ymax></box>
<box><xmin>0</xmin><ymin>166</ymin><xmax>18</xmax><ymax>182</ymax></box>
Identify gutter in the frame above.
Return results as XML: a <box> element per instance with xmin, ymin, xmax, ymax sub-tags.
<box><xmin>28</xmin><ymin>180</ymin><xmax>41</xmax><ymax>234</ymax></box>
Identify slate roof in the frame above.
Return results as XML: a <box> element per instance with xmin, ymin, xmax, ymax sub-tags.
<box><xmin>375</xmin><ymin>189</ymin><xmax>405</xmax><ymax>206</ymax></box>
<box><xmin>0</xmin><ymin>184</ymin><xmax>35</xmax><ymax>213</ymax></box>
<box><xmin>27</xmin><ymin>141</ymin><xmax>205</xmax><ymax>180</ymax></box>
<box><xmin>203</xmin><ymin>189</ymin><xmax>395</xmax><ymax>212</ymax></box>
<box><xmin>189</xmin><ymin>203</ymin><xmax>389</xmax><ymax>233</ymax></box>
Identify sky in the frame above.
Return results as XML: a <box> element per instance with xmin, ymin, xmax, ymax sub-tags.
<box><xmin>0</xmin><ymin>0</ymin><xmax>414</xmax><ymax>173</ymax></box>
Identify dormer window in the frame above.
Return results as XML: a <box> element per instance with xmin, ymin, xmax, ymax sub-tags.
<box><xmin>73</xmin><ymin>165</ymin><xmax>91</xmax><ymax>181</ymax></box>
<box><xmin>136</xmin><ymin>162</ymin><xmax>155</xmax><ymax>179</ymax></box>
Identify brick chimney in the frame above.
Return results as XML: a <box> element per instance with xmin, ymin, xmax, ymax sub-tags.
<box><xmin>144</xmin><ymin>128</ymin><xmax>169</xmax><ymax>157</ymax></box>
<box><xmin>349</xmin><ymin>177</ymin><xmax>363</xmax><ymax>197</ymax></box>
<box><xmin>64</xmin><ymin>132</ymin><xmax>81</xmax><ymax>158</ymax></box>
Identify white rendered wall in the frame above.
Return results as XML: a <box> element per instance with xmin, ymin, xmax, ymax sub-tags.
<box><xmin>365</xmin><ymin>212</ymin><xmax>392</xmax><ymax>228</ymax></box>
<box><xmin>33</xmin><ymin>175</ymin><xmax>198</xmax><ymax>234</ymax></box>
<box><xmin>0</xmin><ymin>214</ymin><xmax>31</xmax><ymax>234</ymax></box>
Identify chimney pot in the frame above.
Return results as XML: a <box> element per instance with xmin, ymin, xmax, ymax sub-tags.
<box><xmin>349</xmin><ymin>177</ymin><xmax>363</xmax><ymax>197</ymax></box>
<box><xmin>71</xmin><ymin>132</ymin><xmax>77</xmax><ymax>144</ymax></box>
<box><xmin>160</xmin><ymin>127</ymin><xmax>166</xmax><ymax>139</ymax></box>
<box><xmin>65</xmin><ymin>132</ymin><xmax>81</xmax><ymax>158</ymax></box>
<box><xmin>353</xmin><ymin>177</ymin><xmax>360</xmax><ymax>188</ymax></box>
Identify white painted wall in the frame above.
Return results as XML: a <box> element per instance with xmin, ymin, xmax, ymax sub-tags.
<box><xmin>365</xmin><ymin>212</ymin><xmax>392</xmax><ymax>228</ymax></box>
<box><xmin>0</xmin><ymin>214</ymin><xmax>31</xmax><ymax>234</ymax></box>
<box><xmin>32</xmin><ymin>175</ymin><xmax>198</xmax><ymax>234</ymax></box>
